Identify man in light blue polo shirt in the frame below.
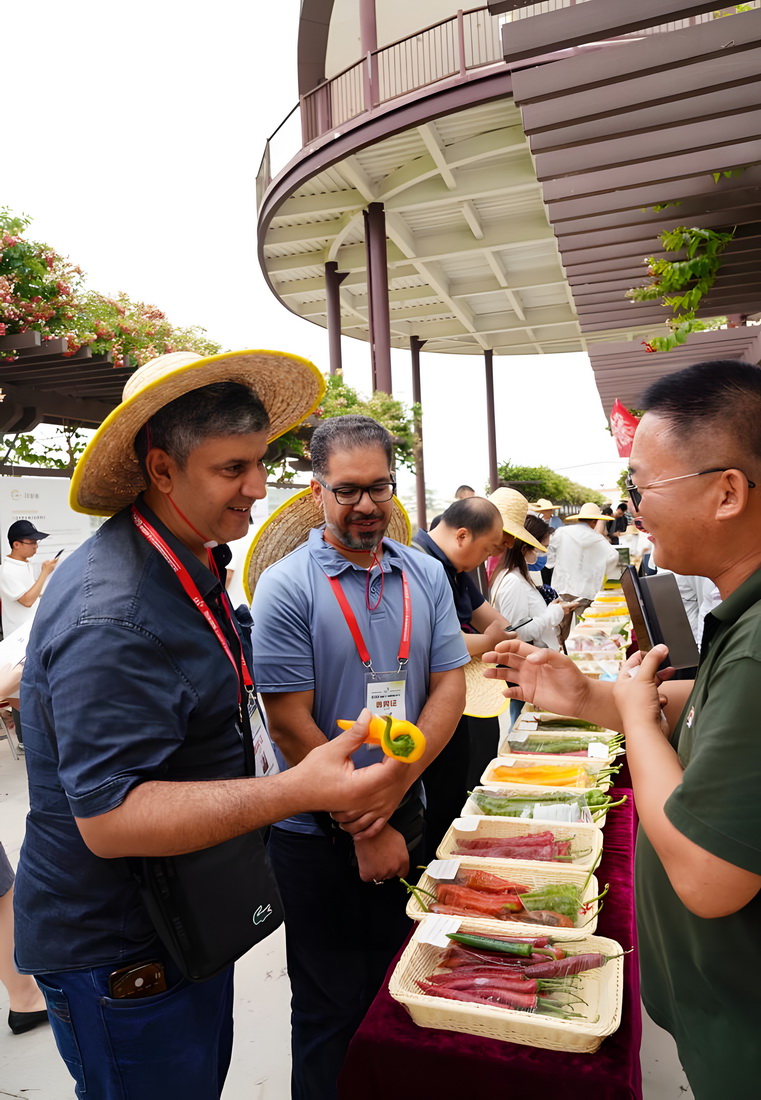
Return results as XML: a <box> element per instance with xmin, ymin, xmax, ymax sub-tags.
<box><xmin>251</xmin><ymin>414</ymin><xmax>467</xmax><ymax>1100</ymax></box>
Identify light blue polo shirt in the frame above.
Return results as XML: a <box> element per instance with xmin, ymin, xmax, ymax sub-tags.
<box><xmin>251</xmin><ymin>527</ymin><xmax>469</xmax><ymax>834</ymax></box>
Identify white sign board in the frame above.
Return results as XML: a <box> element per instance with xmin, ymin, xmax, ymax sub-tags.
<box><xmin>0</xmin><ymin>476</ymin><xmax>93</xmax><ymax>568</ymax></box>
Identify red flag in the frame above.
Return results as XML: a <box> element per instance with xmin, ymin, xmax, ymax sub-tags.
<box><xmin>609</xmin><ymin>399</ymin><xmax>640</xmax><ymax>458</ymax></box>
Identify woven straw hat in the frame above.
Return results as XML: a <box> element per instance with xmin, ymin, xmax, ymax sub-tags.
<box><xmin>463</xmin><ymin>656</ymin><xmax>510</xmax><ymax>718</ymax></box>
<box><xmin>566</xmin><ymin>502</ymin><xmax>607</xmax><ymax>522</ymax></box>
<box><xmin>531</xmin><ymin>498</ymin><xmax>558</xmax><ymax>511</ymax></box>
<box><xmin>243</xmin><ymin>487</ymin><xmax>412</xmax><ymax>602</ymax></box>
<box><xmin>70</xmin><ymin>349</ymin><xmax>325</xmax><ymax>516</ymax></box>
<box><xmin>487</xmin><ymin>488</ymin><xmax>545</xmax><ymax>551</ymax></box>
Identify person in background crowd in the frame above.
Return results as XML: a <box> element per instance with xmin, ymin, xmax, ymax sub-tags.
<box><xmin>251</xmin><ymin>414</ymin><xmax>467</xmax><ymax>1100</ymax></box>
<box><xmin>530</xmin><ymin>498</ymin><xmax>563</xmax><ymax>531</ymax></box>
<box><xmin>484</xmin><ymin>359</ymin><xmax>761</xmax><ymax>1097</ymax></box>
<box><xmin>0</xmin><ymin>521</ymin><xmax>59</xmax><ymax>745</ymax></box>
<box><xmin>0</xmin><ymin>841</ymin><xmax>48</xmax><ymax>1035</ymax></box>
<box><xmin>524</xmin><ymin>498</ymin><xmax>560</xmax><ymax>583</ymax></box>
<box><xmin>530</xmin><ymin>498</ymin><xmax>562</xmax><ymax>583</ymax></box>
<box><xmin>601</xmin><ymin>504</ymin><xmax>617</xmax><ymax>544</ymax></box>
<box><xmin>611</xmin><ymin>501</ymin><xmax>630</xmax><ymax>542</ymax></box>
<box><xmin>415</xmin><ymin>490</ymin><xmax>545</xmax><ymax>845</ymax></box>
<box><xmin>546</xmin><ymin>502</ymin><xmax>621</xmax><ymax>616</ymax></box>
<box><xmin>490</xmin><ymin>514</ymin><xmax>578</xmax><ymax>727</ymax></box>
<box><xmin>13</xmin><ymin>352</ymin><xmax>408</xmax><ymax>1100</ymax></box>
<box><xmin>429</xmin><ymin>483</ymin><xmax>476</xmax><ymax>530</ymax></box>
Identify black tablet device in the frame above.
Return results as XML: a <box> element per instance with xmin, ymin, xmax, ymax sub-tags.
<box><xmin>620</xmin><ymin>565</ymin><xmax>700</xmax><ymax>670</ymax></box>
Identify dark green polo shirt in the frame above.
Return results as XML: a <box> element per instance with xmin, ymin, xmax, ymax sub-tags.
<box><xmin>636</xmin><ymin>565</ymin><xmax>761</xmax><ymax>1096</ymax></box>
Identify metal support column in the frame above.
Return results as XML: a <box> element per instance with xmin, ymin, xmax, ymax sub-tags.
<box><xmin>410</xmin><ymin>335</ymin><xmax>428</xmax><ymax>531</ymax></box>
<box><xmin>364</xmin><ymin>203</ymin><xmax>393</xmax><ymax>394</ymax></box>
<box><xmin>484</xmin><ymin>348</ymin><xmax>499</xmax><ymax>492</ymax></box>
<box><xmin>324</xmin><ymin>262</ymin><xmax>347</xmax><ymax>376</ymax></box>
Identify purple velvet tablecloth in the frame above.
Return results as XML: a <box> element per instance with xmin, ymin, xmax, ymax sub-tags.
<box><xmin>339</xmin><ymin>789</ymin><xmax>641</xmax><ymax>1100</ymax></box>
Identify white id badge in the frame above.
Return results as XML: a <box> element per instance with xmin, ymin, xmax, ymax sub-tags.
<box><xmin>249</xmin><ymin>696</ymin><xmax>280</xmax><ymax>777</ymax></box>
<box><xmin>365</xmin><ymin>670</ymin><xmax>407</xmax><ymax>721</ymax></box>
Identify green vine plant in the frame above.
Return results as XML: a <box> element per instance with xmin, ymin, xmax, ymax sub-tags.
<box><xmin>626</xmin><ymin>225</ymin><xmax>734</xmax><ymax>353</ymax></box>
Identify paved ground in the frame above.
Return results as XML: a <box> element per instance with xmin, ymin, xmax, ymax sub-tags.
<box><xmin>0</xmin><ymin>735</ymin><xmax>691</xmax><ymax>1099</ymax></box>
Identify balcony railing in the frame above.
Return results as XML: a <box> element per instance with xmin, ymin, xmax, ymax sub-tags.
<box><xmin>301</xmin><ymin>8</ymin><xmax>502</xmax><ymax>146</ymax></box>
<box><xmin>256</xmin><ymin>2</ymin><xmax>758</xmax><ymax>208</ymax></box>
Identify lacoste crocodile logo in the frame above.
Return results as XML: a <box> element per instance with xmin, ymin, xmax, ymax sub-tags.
<box><xmin>252</xmin><ymin>904</ymin><xmax>273</xmax><ymax>926</ymax></box>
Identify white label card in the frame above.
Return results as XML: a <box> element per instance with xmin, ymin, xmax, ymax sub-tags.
<box><xmin>365</xmin><ymin>671</ymin><xmax>406</xmax><ymax>721</ymax></box>
<box><xmin>250</xmin><ymin>698</ymin><xmax>279</xmax><ymax>777</ymax></box>
<box><xmin>426</xmin><ymin>859</ymin><xmax>460</xmax><ymax>881</ymax></box>
<box><xmin>587</xmin><ymin>741</ymin><xmax>610</xmax><ymax>760</ymax></box>
<box><xmin>453</xmin><ymin>816</ymin><xmax>480</xmax><ymax>832</ymax></box>
<box><xmin>413</xmin><ymin>915</ymin><xmax>462</xmax><ymax>948</ymax></box>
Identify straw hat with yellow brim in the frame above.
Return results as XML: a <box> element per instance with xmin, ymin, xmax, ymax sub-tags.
<box><xmin>530</xmin><ymin>498</ymin><xmax>558</xmax><ymax>511</ymax></box>
<box><xmin>463</xmin><ymin>656</ymin><xmax>510</xmax><ymax>718</ymax></box>
<box><xmin>244</xmin><ymin>487</ymin><xmax>412</xmax><ymax>603</ymax></box>
<box><xmin>70</xmin><ymin>349</ymin><xmax>325</xmax><ymax>517</ymax></box>
<box><xmin>487</xmin><ymin>487</ymin><xmax>546</xmax><ymax>552</ymax></box>
<box><xmin>566</xmin><ymin>502</ymin><xmax>608</xmax><ymax>522</ymax></box>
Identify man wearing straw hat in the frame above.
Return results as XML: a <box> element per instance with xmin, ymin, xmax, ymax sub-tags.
<box><xmin>12</xmin><ymin>352</ymin><xmax>410</xmax><ymax>1100</ymax></box>
<box><xmin>545</xmin><ymin>501</ymin><xmax>620</xmax><ymax>613</ymax></box>
<box><xmin>249</xmin><ymin>413</ymin><xmax>469</xmax><ymax>1100</ymax></box>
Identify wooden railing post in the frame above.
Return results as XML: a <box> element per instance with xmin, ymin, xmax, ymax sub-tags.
<box><xmin>457</xmin><ymin>9</ymin><xmax>467</xmax><ymax>75</ymax></box>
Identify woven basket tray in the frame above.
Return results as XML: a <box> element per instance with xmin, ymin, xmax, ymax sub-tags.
<box><xmin>388</xmin><ymin>924</ymin><xmax>624</xmax><ymax>1053</ymax></box>
<box><xmin>480</xmin><ymin>754</ymin><xmax>615</xmax><ymax>793</ymax></box>
<box><xmin>462</xmin><ymin>786</ymin><xmax>610</xmax><ymax>830</ymax></box>
<box><xmin>406</xmin><ymin>857</ymin><xmax>601</xmax><ymax>937</ymax></box>
<box><xmin>437</xmin><ymin>816</ymin><xmax>604</xmax><ymax>871</ymax></box>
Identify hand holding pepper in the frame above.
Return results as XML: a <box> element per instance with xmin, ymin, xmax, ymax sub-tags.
<box><xmin>336</xmin><ymin>713</ymin><xmax>427</xmax><ymax>763</ymax></box>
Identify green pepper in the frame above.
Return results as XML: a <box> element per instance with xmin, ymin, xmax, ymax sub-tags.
<box><xmin>447</xmin><ymin>932</ymin><xmax>555</xmax><ymax>958</ymax></box>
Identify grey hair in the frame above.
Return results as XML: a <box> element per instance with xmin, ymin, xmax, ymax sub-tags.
<box><xmin>134</xmin><ymin>381</ymin><xmax>270</xmax><ymax>477</ymax></box>
<box><xmin>310</xmin><ymin>415</ymin><xmax>393</xmax><ymax>479</ymax></box>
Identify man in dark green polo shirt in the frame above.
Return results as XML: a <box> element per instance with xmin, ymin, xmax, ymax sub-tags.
<box><xmin>483</xmin><ymin>359</ymin><xmax>761</xmax><ymax>1098</ymax></box>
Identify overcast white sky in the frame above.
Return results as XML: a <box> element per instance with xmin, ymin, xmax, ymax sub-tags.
<box><xmin>4</xmin><ymin>1</ymin><xmax>626</xmax><ymax>509</ymax></box>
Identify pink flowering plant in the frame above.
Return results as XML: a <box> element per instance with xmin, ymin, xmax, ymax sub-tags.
<box><xmin>0</xmin><ymin>210</ymin><xmax>85</xmax><ymax>349</ymax></box>
<box><xmin>0</xmin><ymin>208</ymin><xmax>220</xmax><ymax>364</ymax></box>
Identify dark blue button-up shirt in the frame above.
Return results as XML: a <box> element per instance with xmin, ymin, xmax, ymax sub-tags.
<box><xmin>14</xmin><ymin>499</ymin><xmax>251</xmax><ymax>973</ymax></box>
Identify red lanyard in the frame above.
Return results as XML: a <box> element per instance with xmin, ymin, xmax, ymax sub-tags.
<box><xmin>131</xmin><ymin>506</ymin><xmax>253</xmax><ymax>702</ymax></box>
<box><xmin>326</xmin><ymin>569</ymin><xmax>411</xmax><ymax>671</ymax></box>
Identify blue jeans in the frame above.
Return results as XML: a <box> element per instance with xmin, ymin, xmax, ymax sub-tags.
<box><xmin>36</xmin><ymin>954</ymin><xmax>234</xmax><ymax>1099</ymax></box>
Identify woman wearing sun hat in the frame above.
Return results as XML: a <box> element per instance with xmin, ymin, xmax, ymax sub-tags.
<box><xmin>490</xmin><ymin>512</ymin><xmax>579</xmax><ymax>726</ymax></box>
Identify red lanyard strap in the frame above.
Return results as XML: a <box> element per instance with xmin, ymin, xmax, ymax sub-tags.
<box><xmin>326</xmin><ymin>569</ymin><xmax>411</xmax><ymax>672</ymax></box>
<box><xmin>131</xmin><ymin>506</ymin><xmax>254</xmax><ymax>701</ymax></box>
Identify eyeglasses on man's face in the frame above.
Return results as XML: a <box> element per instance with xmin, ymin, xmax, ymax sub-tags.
<box><xmin>625</xmin><ymin>466</ymin><xmax>756</xmax><ymax>512</ymax></box>
<box><xmin>316</xmin><ymin>479</ymin><xmax>396</xmax><ymax>506</ymax></box>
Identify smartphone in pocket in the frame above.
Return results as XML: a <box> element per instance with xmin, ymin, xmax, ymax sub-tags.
<box><xmin>108</xmin><ymin>960</ymin><xmax>167</xmax><ymax>999</ymax></box>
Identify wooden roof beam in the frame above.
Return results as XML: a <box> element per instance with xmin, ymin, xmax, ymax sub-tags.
<box><xmin>503</xmin><ymin>1</ymin><xmax>757</xmax><ymax>69</ymax></box>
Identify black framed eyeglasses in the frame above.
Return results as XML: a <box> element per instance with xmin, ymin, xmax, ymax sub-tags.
<box><xmin>625</xmin><ymin>467</ymin><xmax>756</xmax><ymax>511</ymax></box>
<box><xmin>317</xmin><ymin>479</ymin><xmax>396</xmax><ymax>506</ymax></box>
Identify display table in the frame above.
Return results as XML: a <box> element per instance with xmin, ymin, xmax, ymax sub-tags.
<box><xmin>339</xmin><ymin>789</ymin><xmax>641</xmax><ymax>1100</ymax></box>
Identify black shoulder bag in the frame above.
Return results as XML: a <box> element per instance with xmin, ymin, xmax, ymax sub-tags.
<box><xmin>129</xmin><ymin>659</ymin><xmax>283</xmax><ymax>982</ymax></box>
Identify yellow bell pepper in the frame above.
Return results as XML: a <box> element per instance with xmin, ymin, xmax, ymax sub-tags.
<box><xmin>336</xmin><ymin>713</ymin><xmax>426</xmax><ymax>763</ymax></box>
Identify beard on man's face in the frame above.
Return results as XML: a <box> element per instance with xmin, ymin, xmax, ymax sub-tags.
<box><xmin>325</xmin><ymin>509</ymin><xmax>387</xmax><ymax>551</ymax></box>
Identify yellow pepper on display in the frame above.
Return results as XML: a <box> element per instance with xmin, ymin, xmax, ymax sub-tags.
<box><xmin>336</xmin><ymin>714</ymin><xmax>427</xmax><ymax>763</ymax></box>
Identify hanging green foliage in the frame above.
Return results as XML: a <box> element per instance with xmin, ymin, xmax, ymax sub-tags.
<box><xmin>626</xmin><ymin>224</ymin><xmax>734</xmax><ymax>353</ymax></box>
